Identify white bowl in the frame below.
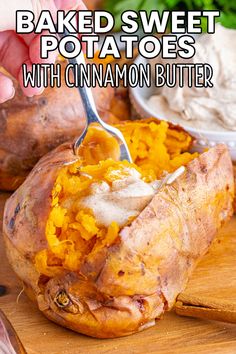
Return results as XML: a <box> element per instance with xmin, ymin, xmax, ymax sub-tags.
<box><xmin>129</xmin><ymin>56</ymin><xmax>236</xmax><ymax>161</ymax></box>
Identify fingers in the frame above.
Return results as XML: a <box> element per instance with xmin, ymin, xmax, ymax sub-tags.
<box><xmin>0</xmin><ymin>31</ymin><xmax>43</xmax><ymax>97</ymax></box>
<box><xmin>0</xmin><ymin>31</ymin><xmax>28</xmax><ymax>78</ymax></box>
<box><xmin>19</xmin><ymin>31</ymin><xmax>58</xmax><ymax>65</ymax></box>
<box><xmin>54</xmin><ymin>0</ymin><xmax>87</xmax><ymax>11</ymax></box>
<box><xmin>0</xmin><ymin>73</ymin><xmax>15</xmax><ymax>103</ymax></box>
<box><xmin>39</xmin><ymin>0</ymin><xmax>87</xmax><ymax>17</ymax></box>
<box><xmin>18</xmin><ymin>60</ymin><xmax>44</xmax><ymax>97</ymax></box>
<box><xmin>28</xmin><ymin>0</ymin><xmax>88</xmax><ymax>63</ymax></box>
<box><xmin>0</xmin><ymin>1</ymin><xmax>89</xmax><ymax>101</ymax></box>
<box><xmin>29</xmin><ymin>32</ymin><xmax>58</xmax><ymax>64</ymax></box>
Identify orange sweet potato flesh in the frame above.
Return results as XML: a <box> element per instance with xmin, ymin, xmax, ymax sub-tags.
<box><xmin>78</xmin><ymin>125</ymin><xmax>121</xmax><ymax>165</ymax></box>
<box><xmin>3</xmin><ymin>143</ymin><xmax>234</xmax><ymax>338</ymax></box>
<box><xmin>0</xmin><ymin>111</ymin><xmax>193</xmax><ymax>191</ymax></box>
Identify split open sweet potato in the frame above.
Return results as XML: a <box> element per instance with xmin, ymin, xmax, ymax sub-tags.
<box><xmin>3</xmin><ymin>120</ymin><xmax>234</xmax><ymax>338</ymax></box>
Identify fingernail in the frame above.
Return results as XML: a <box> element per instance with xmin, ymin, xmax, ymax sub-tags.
<box><xmin>35</xmin><ymin>86</ymin><xmax>45</xmax><ymax>96</ymax></box>
<box><xmin>27</xmin><ymin>87</ymin><xmax>45</xmax><ymax>98</ymax></box>
<box><xmin>0</xmin><ymin>85</ymin><xmax>15</xmax><ymax>104</ymax></box>
<box><xmin>9</xmin><ymin>85</ymin><xmax>15</xmax><ymax>100</ymax></box>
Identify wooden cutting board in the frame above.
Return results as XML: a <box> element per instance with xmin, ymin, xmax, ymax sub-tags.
<box><xmin>0</xmin><ymin>192</ymin><xmax>236</xmax><ymax>354</ymax></box>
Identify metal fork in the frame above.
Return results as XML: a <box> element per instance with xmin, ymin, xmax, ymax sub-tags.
<box><xmin>60</xmin><ymin>31</ymin><xmax>132</xmax><ymax>162</ymax></box>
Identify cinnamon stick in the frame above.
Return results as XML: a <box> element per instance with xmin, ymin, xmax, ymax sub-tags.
<box><xmin>0</xmin><ymin>309</ymin><xmax>27</xmax><ymax>354</ymax></box>
<box><xmin>175</xmin><ymin>294</ymin><xmax>236</xmax><ymax>324</ymax></box>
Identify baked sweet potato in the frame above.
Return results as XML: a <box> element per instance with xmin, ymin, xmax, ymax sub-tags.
<box><xmin>3</xmin><ymin>119</ymin><xmax>234</xmax><ymax>338</ymax></box>
<box><xmin>0</xmin><ymin>63</ymin><xmax>130</xmax><ymax>191</ymax></box>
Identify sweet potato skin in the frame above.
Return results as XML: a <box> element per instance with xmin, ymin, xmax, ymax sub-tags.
<box><xmin>3</xmin><ymin>144</ymin><xmax>234</xmax><ymax>338</ymax></box>
<box><xmin>0</xmin><ymin>63</ymin><xmax>123</xmax><ymax>191</ymax></box>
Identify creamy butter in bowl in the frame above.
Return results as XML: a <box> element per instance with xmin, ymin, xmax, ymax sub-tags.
<box><xmin>130</xmin><ymin>25</ymin><xmax>236</xmax><ymax>161</ymax></box>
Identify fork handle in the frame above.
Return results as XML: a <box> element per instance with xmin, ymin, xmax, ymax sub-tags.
<box><xmin>60</xmin><ymin>30</ymin><xmax>101</xmax><ymax>125</ymax></box>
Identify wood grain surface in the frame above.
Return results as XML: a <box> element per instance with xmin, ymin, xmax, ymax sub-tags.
<box><xmin>0</xmin><ymin>192</ymin><xmax>236</xmax><ymax>354</ymax></box>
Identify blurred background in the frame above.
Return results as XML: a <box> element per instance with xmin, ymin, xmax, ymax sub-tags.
<box><xmin>84</xmin><ymin>0</ymin><xmax>236</xmax><ymax>31</ymax></box>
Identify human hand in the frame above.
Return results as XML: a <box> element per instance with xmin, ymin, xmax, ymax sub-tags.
<box><xmin>0</xmin><ymin>0</ymin><xmax>86</xmax><ymax>104</ymax></box>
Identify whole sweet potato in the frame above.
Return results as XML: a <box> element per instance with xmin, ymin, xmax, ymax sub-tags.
<box><xmin>3</xmin><ymin>138</ymin><xmax>234</xmax><ymax>338</ymax></box>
